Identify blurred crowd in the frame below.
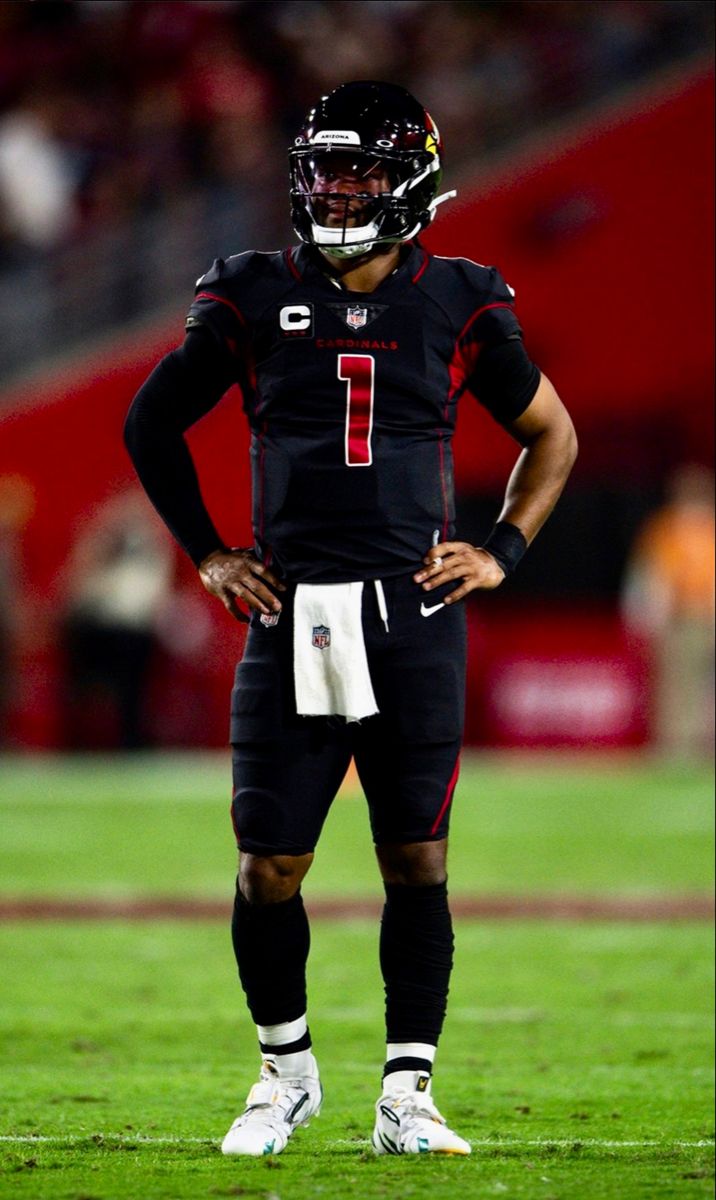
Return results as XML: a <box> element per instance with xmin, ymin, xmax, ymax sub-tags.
<box><xmin>0</xmin><ymin>1</ymin><xmax>711</xmax><ymax>270</ymax></box>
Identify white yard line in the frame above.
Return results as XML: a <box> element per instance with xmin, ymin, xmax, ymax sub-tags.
<box><xmin>0</xmin><ymin>1134</ymin><xmax>712</xmax><ymax>1149</ymax></box>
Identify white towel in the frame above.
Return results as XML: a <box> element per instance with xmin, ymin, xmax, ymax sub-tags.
<box><xmin>293</xmin><ymin>582</ymin><xmax>378</xmax><ymax>722</ymax></box>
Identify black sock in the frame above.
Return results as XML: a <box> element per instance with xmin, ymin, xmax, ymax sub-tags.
<box><xmin>231</xmin><ymin>884</ymin><xmax>310</xmax><ymax>1025</ymax></box>
<box><xmin>379</xmin><ymin>880</ymin><xmax>454</xmax><ymax>1046</ymax></box>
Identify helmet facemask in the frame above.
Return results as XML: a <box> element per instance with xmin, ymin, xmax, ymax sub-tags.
<box><xmin>290</xmin><ymin>147</ymin><xmax>434</xmax><ymax>258</ymax></box>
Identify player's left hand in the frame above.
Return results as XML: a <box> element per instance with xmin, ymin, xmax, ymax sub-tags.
<box><xmin>414</xmin><ymin>541</ymin><xmax>505</xmax><ymax>603</ymax></box>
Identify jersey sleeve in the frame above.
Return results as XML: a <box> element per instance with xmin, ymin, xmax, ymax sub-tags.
<box><xmin>186</xmin><ymin>258</ymin><xmax>249</xmax><ymax>359</ymax></box>
<box><xmin>459</xmin><ymin>265</ymin><xmax>522</xmax><ymax>342</ymax></box>
<box><xmin>459</xmin><ymin>267</ymin><xmax>540</xmax><ymax>423</ymax></box>
<box><xmin>124</xmin><ymin>329</ymin><xmax>236</xmax><ymax>567</ymax></box>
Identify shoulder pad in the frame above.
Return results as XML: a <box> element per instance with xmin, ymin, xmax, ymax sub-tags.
<box><xmin>435</xmin><ymin>255</ymin><xmax>516</xmax><ymax>302</ymax></box>
<box><xmin>195</xmin><ymin>251</ymin><xmax>268</xmax><ymax>292</ymax></box>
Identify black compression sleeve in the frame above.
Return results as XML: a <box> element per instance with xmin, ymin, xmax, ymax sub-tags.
<box><xmin>469</xmin><ymin>337</ymin><xmax>541</xmax><ymax>423</ymax></box>
<box><xmin>124</xmin><ymin>328</ymin><xmax>236</xmax><ymax>567</ymax></box>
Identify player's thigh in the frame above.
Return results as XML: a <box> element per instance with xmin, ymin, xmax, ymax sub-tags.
<box><xmin>232</xmin><ymin>724</ymin><xmax>352</xmax><ymax>857</ymax></box>
<box><xmin>230</xmin><ymin>624</ymin><xmax>352</xmax><ymax>856</ymax></box>
<box><xmin>354</xmin><ymin>728</ymin><xmax>462</xmax><ymax>845</ymax></box>
<box><xmin>355</xmin><ymin>601</ymin><xmax>466</xmax><ymax>845</ymax></box>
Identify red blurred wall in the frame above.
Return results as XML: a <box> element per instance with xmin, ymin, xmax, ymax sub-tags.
<box><xmin>425</xmin><ymin>63</ymin><xmax>714</xmax><ymax>489</ymax></box>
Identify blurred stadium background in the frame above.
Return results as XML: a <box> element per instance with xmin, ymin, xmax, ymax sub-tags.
<box><xmin>0</xmin><ymin>0</ymin><xmax>713</xmax><ymax>758</ymax></box>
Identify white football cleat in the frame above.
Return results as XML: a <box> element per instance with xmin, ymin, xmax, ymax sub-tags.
<box><xmin>221</xmin><ymin>1056</ymin><xmax>322</xmax><ymax>1156</ymax></box>
<box><xmin>372</xmin><ymin>1075</ymin><xmax>471</xmax><ymax>1156</ymax></box>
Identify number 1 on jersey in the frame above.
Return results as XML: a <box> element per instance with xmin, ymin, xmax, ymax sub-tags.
<box><xmin>339</xmin><ymin>353</ymin><xmax>375</xmax><ymax>467</ymax></box>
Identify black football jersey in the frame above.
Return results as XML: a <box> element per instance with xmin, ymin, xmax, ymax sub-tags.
<box><xmin>186</xmin><ymin>242</ymin><xmax>537</xmax><ymax>583</ymax></box>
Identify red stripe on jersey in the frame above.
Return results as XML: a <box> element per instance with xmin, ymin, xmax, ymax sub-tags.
<box><xmin>430</xmin><ymin>754</ymin><xmax>461</xmax><ymax>837</ymax></box>
<box><xmin>411</xmin><ymin>248</ymin><xmax>430</xmax><ymax>284</ymax></box>
<box><xmin>196</xmin><ymin>290</ymin><xmax>258</xmax><ymax>392</ymax></box>
<box><xmin>447</xmin><ymin>303</ymin><xmax>513</xmax><ymax>401</ymax></box>
<box><xmin>194</xmin><ymin>291</ymin><xmax>247</xmax><ymax>328</ymax></box>
<box><xmin>285</xmin><ymin>247</ymin><xmax>302</xmax><ymax>280</ymax></box>
<box><xmin>447</xmin><ymin>341</ymin><xmax>481</xmax><ymax>402</ymax></box>
<box><xmin>455</xmin><ymin>300</ymin><xmax>513</xmax><ymax>344</ymax></box>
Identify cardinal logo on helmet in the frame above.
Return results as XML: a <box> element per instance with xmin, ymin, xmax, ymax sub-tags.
<box><xmin>424</xmin><ymin>113</ymin><xmax>440</xmax><ymax>156</ymax></box>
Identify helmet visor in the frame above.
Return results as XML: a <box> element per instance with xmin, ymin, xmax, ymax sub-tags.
<box><xmin>296</xmin><ymin>151</ymin><xmax>399</xmax><ymax>188</ymax></box>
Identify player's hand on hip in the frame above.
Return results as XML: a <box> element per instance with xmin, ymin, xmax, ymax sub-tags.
<box><xmin>199</xmin><ymin>548</ymin><xmax>285</xmax><ymax>622</ymax></box>
<box><xmin>414</xmin><ymin>541</ymin><xmax>505</xmax><ymax>603</ymax></box>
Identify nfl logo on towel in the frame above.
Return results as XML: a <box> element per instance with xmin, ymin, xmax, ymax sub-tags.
<box><xmin>312</xmin><ymin>625</ymin><xmax>331</xmax><ymax>649</ymax></box>
<box><xmin>346</xmin><ymin>306</ymin><xmax>367</xmax><ymax>330</ymax></box>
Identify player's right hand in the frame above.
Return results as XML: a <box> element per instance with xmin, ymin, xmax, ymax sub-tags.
<box><xmin>198</xmin><ymin>548</ymin><xmax>285</xmax><ymax>622</ymax></box>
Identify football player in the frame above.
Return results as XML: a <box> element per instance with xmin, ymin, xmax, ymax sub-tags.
<box><xmin>125</xmin><ymin>80</ymin><xmax>577</xmax><ymax>1157</ymax></box>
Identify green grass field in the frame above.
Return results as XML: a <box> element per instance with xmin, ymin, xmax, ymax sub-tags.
<box><xmin>0</xmin><ymin>753</ymin><xmax>713</xmax><ymax>1199</ymax></box>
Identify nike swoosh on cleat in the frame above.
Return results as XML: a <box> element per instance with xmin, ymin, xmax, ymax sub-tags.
<box><xmin>420</xmin><ymin>601</ymin><xmax>445</xmax><ymax>617</ymax></box>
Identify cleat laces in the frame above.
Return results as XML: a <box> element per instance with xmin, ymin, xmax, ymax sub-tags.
<box><xmin>392</xmin><ymin>1090</ymin><xmax>447</xmax><ymax>1131</ymax></box>
<box><xmin>241</xmin><ymin>1063</ymin><xmax>314</xmax><ymax>1130</ymax></box>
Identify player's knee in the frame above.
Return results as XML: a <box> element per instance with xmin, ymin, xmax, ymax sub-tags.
<box><xmin>239</xmin><ymin>852</ymin><xmax>313</xmax><ymax>905</ymax></box>
<box><xmin>376</xmin><ymin>839</ymin><xmax>448</xmax><ymax>886</ymax></box>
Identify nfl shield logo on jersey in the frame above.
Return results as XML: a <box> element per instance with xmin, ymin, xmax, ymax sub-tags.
<box><xmin>312</xmin><ymin>625</ymin><xmax>331</xmax><ymax>649</ymax></box>
<box><xmin>346</xmin><ymin>306</ymin><xmax>368</xmax><ymax>330</ymax></box>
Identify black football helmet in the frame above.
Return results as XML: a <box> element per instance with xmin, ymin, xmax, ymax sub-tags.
<box><xmin>289</xmin><ymin>80</ymin><xmax>455</xmax><ymax>257</ymax></box>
